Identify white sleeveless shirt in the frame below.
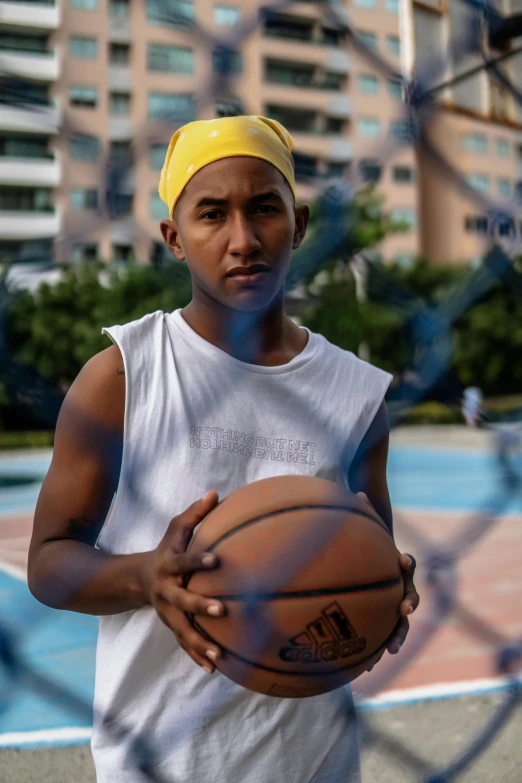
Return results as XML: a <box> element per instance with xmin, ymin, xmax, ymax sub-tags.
<box><xmin>92</xmin><ymin>309</ymin><xmax>392</xmax><ymax>783</ymax></box>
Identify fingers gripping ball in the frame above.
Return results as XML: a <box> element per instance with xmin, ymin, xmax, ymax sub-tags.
<box><xmin>186</xmin><ymin>476</ymin><xmax>403</xmax><ymax>698</ymax></box>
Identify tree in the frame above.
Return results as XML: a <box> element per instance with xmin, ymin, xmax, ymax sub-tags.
<box><xmin>6</xmin><ymin>262</ymin><xmax>192</xmax><ymax>393</ymax></box>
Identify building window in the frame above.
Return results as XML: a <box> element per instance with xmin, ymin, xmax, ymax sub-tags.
<box><xmin>109</xmin><ymin>0</ymin><xmax>129</xmax><ymax>16</ymax></box>
<box><xmin>214</xmin><ymin>4</ymin><xmax>239</xmax><ymax>26</ymax></box>
<box><xmin>0</xmin><ymin>32</ymin><xmax>48</xmax><ymax>53</ymax></box>
<box><xmin>69</xmin><ymin>85</ymin><xmax>98</xmax><ymax>108</ymax></box>
<box><xmin>216</xmin><ymin>98</ymin><xmax>243</xmax><ymax>117</ymax></box>
<box><xmin>464</xmin><ymin>215</ymin><xmax>488</xmax><ymax>233</ymax></box>
<box><xmin>466</xmin><ymin>173</ymin><xmax>489</xmax><ymax>192</ymax></box>
<box><xmin>148</xmin><ymin>92</ymin><xmax>195</xmax><ymax>123</ymax></box>
<box><xmin>391</xmin><ymin>207</ymin><xmax>416</xmax><ymax>229</ymax></box>
<box><xmin>389</xmin><ymin>120</ymin><xmax>411</xmax><ymax>144</ymax></box>
<box><xmin>327</xmin><ymin>161</ymin><xmax>347</xmax><ymax>178</ymax></box>
<box><xmin>69</xmin><ymin>134</ymin><xmax>100</xmax><ymax>161</ymax></box>
<box><xmin>357</xmin><ymin>30</ymin><xmax>377</xmax><ymax>49</ymax></box>
<box><xmin>388</xmin><ymin>79</ymin><xmax>402</xmax><ymax>99</ymax></box>
<box><xmin>70</xmin><ymin>188</ymin><xmax>98</xmax><ymax>209</ymax></box>
<box><xmin>110</xmin><ymin>140</ymin><xmax>132</xmax><ymax>166</ymax></box>
<box><xmin>265</xmin><ymin>105</ymin><xmax>317</xmax><ymax>133</ymax></box>
<box><xmin>0</xmin><ymin>135</ymin><xmax>50</xmax><ymax>159</ymax></box>
<box><xmin>293</xmin><ymin>152</ymin><xmax>317</xmax><ymax>180</ymax></box>
<box><xmin>148</xmin><ymin>43</ymin><xmax>193</xmax><ymax>74</ymax></box>
<box><xmin>496</xmin><ymin>138</ymin><xmax>510</xmax><ymax>158</ymax></box>
<box><xmin>360</xmin><ymin>159</ymin><xmax>382</xmax><ymax>182</ymax></box>
<box><xmin>357</xmin><ymin>74</ymin><xmax>379</xmax><ymax>94</ymax></box>
<box><xmin>112</xmin><ymin>244</ymin><xmax>133</xmax><ymax>262</ymax></box>
<box><xmin>387</xmin><ymin>35</ymin><xmax>400</xmax><ymax>56</ymax></box>
<box><xmin>392</xmin><ymin>165</ymin><xmax>414</xmax><ymax>183</ymax></box>
<box><xmin>462</xmin><ymin>133</ymin><xmax>488</xmax><ymax>153</ymax></box>
<box><xmin>497</xmin><ymin>178</ymin><xmax>510</xmax><ymax>198</ymax></box>
<box><xmin>321</xmin><ymin>27</ymin><xmax>342</xmax><ymax>47</ymax></box>
<box><xmin>265</xmin><ymin>60</ymin><xmax>314</xmax><ymax>87</ymax></box>
<box><xmin>357</xmin><ymin>117</ymin><xmax>381</xmax><ymax>138</ymax></box>
<box><xmin>326</xmin><ymin>117</ymin><xmax>345</xmax><ymax>134</ymax></box>
<box><xmin>150</xmin><ymin>192</ymin><xmax>169</xmax><ymax>221</ymax></box>
<box><xmin>386</xmin><ymin>0</ymin><xmax>399</xmax><ymax>12</ymax></box>
<box><xmin>150</xmin><ymin>143</ymin><xmax>168</xmax><ymax>170</ymax></box>
<box><xmin>212</xmin><ymin>47</ymin><xmax>242</xmax><ymax>75</ymax></box>
<box><xmin>71</xmin><ymin>0</ymin><xmax>97</xmax><ymax>9</ymax></box>
<box><xmin>147</xmin><ymin>0</ymin><xmax>195</xmax><ymax>28</ymax></box>
<box><xmin>0</xmin><ymin>186</ymin><xmax>53</xmax><ymax>212</ymax></box>
<box><xmin>262</xmin><ymin>11</ymin><xmax>314</xmax><ymax>43</ymax></box>
<box><xmin>323</xmin><ymin>71</ymin><xmax>345</xmax><ymax>90</ymax></box>
<box><xmin>72</xmin><ymin>243</ymin><xmax>98</xmax><ymax>263</ymax></box>
<box><xmin>69</xmin><ymin>36</ymin><xmax>98</xmax><ymax>59</ymax></box>
<box><xmin>110</xmin><ymin>43</ymin><xmax>130</xmax><ymax>65</ymax></box>
<box><xmin>354</xmin><ymin>0</ymin><xmax>376</xmax><ymax>7</ymax></box>
<box><xmin>109</xmin><ymin>92</ymin><xmax>131</xmax><ymax>115</ymax></box>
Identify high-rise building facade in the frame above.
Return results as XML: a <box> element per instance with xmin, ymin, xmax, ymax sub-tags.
<box><xmin>0</xmin><ymin>0</ymin><xmax>519</xmax><ymax>267</ymax></box>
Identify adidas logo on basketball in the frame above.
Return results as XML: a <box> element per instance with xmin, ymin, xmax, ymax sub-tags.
<box><xmin>278</xmin><ymin>601</ymin><xmax>367</xmax><ymax>664</ymax></box>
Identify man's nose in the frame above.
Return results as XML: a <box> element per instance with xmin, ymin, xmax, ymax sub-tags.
<box><xmin>227</xmin><ymin>213</ymin><xmax>262</xmax><ymax>256</ymax></box>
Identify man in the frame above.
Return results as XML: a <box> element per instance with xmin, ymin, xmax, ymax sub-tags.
<box><xmin>28</xmin><ymin>115</ymin><xmax>418</xmax><ymax>782</ymax></box>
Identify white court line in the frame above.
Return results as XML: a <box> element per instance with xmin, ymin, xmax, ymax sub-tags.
<box><xmin>0</xmin><ymin>727</ymin><xmax>92</xmax><ymax>748</ymax></box>
<box><xmin>2</xmin><ymin>678</ymin><xmax>522</xmax><ymax>748</ymax></box>
<box><xmin>355</xmin><ymin>675</ymin><xmax>522</xmax><ymax>711</ymax></box>
<box><xmin>0</xmin><ymin>560</ymin><xmax>27</xmax><ymax>582</ymax></box>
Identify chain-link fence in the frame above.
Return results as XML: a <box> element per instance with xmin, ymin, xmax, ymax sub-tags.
<box><xmin>1</xmin><ymin>0</ymin><xmax>522</xmax><ymax>780</ymax></box>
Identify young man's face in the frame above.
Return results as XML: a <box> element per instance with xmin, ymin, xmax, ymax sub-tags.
<box><xmin>160</xmin><ymin>157</ymin><xmax>309</xmax><ymax>312</ymax></box>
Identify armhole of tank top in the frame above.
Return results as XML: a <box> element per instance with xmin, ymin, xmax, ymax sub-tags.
<box><xmin>94</xmin><ymin>327</ymin><xmax>130</xmax><ymax>551</ymax></box>
<box><xmin>343</xmin><ymin>366</ymin><xmax>393</xmax><ymax>484</ymax></box>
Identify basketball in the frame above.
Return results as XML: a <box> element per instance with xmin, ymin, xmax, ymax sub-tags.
<box><xmin>186</xmin><ymin>475</ymin><xmax>404</xmax><ymax>698</ymax></box>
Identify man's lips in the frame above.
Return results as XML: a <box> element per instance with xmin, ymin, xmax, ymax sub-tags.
<box><xmin>226</xmin><ymin>264</ymin><xmax>271</xmax><ymax>277</ymax></box>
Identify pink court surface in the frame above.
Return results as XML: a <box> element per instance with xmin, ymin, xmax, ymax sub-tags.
<box><xmin>1</xmin><ymin>503</ymin><xmax>521</xmax><ymax>702</ymax></box>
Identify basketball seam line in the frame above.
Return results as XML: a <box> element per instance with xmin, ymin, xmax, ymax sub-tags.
<box><xmin>201</xmin><ymin>504</ymin><xmax>389</xmax><ymax>555</ymax></box>
<box><xmin>199</xmin><ymin>576</ymin><xmax>403</xmax><ymax>602</ymax></box>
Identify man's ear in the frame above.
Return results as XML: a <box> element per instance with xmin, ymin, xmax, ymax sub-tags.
<box><xmin>292</xmin><ymin>204</ymin><xmax>310</xmax><ymax>250</ymax></box>
<box><xmin>160</xmin><ymin>219</ymin><xmax>185</xmax><ymax>262</ymax></box>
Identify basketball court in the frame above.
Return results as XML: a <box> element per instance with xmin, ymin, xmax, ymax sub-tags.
<box><xmin>1</xmin><ymin>431</ymin><xmax>521</xmax><ymax>751</ymax></box>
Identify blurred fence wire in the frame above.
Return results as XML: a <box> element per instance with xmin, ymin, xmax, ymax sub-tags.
<box><xmin>1</xmin><ymin>0</ymin><xmax>522</xmax><ymax>780</ymax></box>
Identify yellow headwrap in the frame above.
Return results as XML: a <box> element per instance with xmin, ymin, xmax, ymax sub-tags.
<box><xmin>158</xmin><ymin>115</ymin><xmax>296</xmax><ymax>218</ymax></box>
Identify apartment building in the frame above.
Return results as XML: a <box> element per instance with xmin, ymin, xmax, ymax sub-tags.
<box><xmin>0</xmin><ymin>0</ymin><xmax>426</xmax><ymax>267</ymax></box>
<box><xmin>1</xmin><ymin>0</ymin><xmax>517</xmax><ymax>268</ymax></box>
<box><xmin>412</xmin><ymin>0</ymin><xmax>522</xmax><ymax>263</ymax></box>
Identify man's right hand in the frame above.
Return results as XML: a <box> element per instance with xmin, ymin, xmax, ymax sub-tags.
<box><xmin>142</xmin><ymin>490</ymin><xmax>224</xmax><ymax>674</ymax></box>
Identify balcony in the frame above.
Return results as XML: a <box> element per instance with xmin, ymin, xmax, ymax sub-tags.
<box><xmin>0</xmin><ymin>209</ymin><xmax>60</xmax><ymax>239</ymax></box>
<box><xmin>327</xmin><ymin>94</ymin><xmax>351</xmax><ymax>119</ymax></box>
<box><xmin>109</xmin><ymin>18</ymin><xmax>132</xmax><ymax>43</ymax></box>
<box><xmin>0</xmin><ymin>48</ymin><xmax>60</xmax><ymax>81</ymax></box>
<box><xmin>108</xmin><ymin>66</ymin><xmax>132</xmax><ymax>91</ymax></box>
<box><xmin>0</xmin><ymin>102</ymin><xmax>61</xmax><ymax>133</ymax></box>
<box><xmin>0</xmin><ymin>0</ymin><xmax>60</xmax><ymax>31</ymax></box>
<box><xmin>109</xmin><ymin>116</ymin><xmax>133</xmax><ymax>140</ymax></box>
<box><xmin>328</xmin><ymin>137</ymin><xmax>353</xmax><ymax>161</ymax></box>
<box><xmin>0</xmin><ymin>154</ymin><xmax>61</xmax><ymax>186</ymax></box>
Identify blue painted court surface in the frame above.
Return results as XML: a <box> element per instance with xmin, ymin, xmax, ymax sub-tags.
<box><xmin>0</xmin><ymin>444</ymin><xmax>521</xmax><ymax>745</ymax></box>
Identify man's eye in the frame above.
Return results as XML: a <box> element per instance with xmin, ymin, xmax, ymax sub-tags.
<box><xmin>255</xmin><ymin>205</ymin><xmax>276</xmax><ymax>213</ymax></box>
<box><xmin>202</xmin><ymin>210</ymin><xmax>223</xmax><ymax>220</ymax></box>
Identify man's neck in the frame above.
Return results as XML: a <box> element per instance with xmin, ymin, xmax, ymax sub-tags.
<box><xmin>180</xmin><ymin>297</ymin><xmax>308</xmax><ymax>367</ymax></box>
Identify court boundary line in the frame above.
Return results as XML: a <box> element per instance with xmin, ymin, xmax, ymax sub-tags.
<box><xmin>2</xmin><ymin>677</ymin><xmax>522</xmax><ymax>749</ymax></box>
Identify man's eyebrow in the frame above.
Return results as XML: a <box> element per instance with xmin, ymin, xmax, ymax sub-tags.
<box><xmin>194</xmin><ymin>191</ymin><xmax>284</xmax><ymax>208</ymax></box>
<box><xmin>195</xmin><ymin>196</ymin><xmax>228</xmax><ymax>208</ymax></box>
<box><xmin>250</xmin><ymin>191</ymin><xmax>284</xmax><ymax>202</ymax></box>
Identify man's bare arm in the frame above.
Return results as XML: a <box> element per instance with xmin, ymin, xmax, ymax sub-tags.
<box><xmin>27</xmin><ymin>344</ymin><xmax>225</xmax><ymax>672</ymax></box>
<box><xmin>27</xmin><ymin>343</ymin><xmax>149</xmax><ymax>614</ymax></box>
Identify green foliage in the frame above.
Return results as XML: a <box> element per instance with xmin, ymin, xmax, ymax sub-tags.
<box><xmin>0</xmin><ymin>430</ymin><xmax>54</xmax><ymax>450</ymax></box>
<box><xmin>6</xmin><ymin>262</ymin><xmax>191</xmax><ymax>391</ymax></box>
<box><xmin>303</xmin><ymin>257</ymin><xmax>522</xmax><ymax>397</ymax></box>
